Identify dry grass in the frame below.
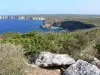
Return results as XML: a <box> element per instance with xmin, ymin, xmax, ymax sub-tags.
<box><xmin>0</xmin><ymin>43</ymin><xmax>60</xmax><ymax>75</ymax></box>
<box><xmin>0</xmin><ymin>43</ymin><xmax>26</xmax><ymax>75</ymax></box>
<box><xmin>81</xmin><ymin>41</ymin><xmax>97</xmax><ymax>56</ymax></box>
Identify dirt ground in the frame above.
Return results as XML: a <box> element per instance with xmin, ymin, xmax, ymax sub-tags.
<box><xmin>25</xmin><ymin>67</ymin><xmax>61</xmax><ymax>75</ymax></box>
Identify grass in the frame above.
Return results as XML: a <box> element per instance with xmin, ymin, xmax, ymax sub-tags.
<box><xmin>0</xmin><ymin>43</ymin><xmax>27</xmax><ymax>75</ymax></box>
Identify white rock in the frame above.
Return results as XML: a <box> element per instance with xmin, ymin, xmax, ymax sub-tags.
<box><xmin>64</xmin><ymin>60</ymin><xmax>100</xmax><ymax>75</ymax></box>
<box><xmin>35</xmin><ymin>52</ymin><xmax>75</xmax><ymax>67</ymax></box>
<box><xmin>90</xmin><ymin>57</ymin><xmax>100</xmax><ymax>69</ymax></box>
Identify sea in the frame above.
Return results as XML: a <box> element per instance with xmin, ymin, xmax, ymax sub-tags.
<box><xmin>0</xmin><ymin>19</ymin><xmax>63</xmax><ymax>34</ymax></box>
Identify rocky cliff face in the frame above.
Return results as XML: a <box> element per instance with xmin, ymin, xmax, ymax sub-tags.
<box><xmin>42</xmin><ymin>19</ymin><xmax>61</xmax><ymax>29</ymax></box>
<box><xmin>42</xmin><ymin>20</ymin><xmax>95</xmax><ymax>31</ymax></box>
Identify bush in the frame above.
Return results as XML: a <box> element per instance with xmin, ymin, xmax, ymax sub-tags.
<box><xmin>0</xmin><ymin>43</ymin><xmax>26</xmax><ymax>75</ymax></box>
<box><xmin>1</xmin><ymin>29</ymin><xmax>100</xmax><ymax>58</ymax></box>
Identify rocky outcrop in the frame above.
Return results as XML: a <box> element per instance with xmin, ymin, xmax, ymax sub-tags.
<box><xmin>29</xmin><ymin>52</ymin><xmax>100</xmax><ymax>75</ymax></box>
<box><xmin>41</xmin><ymin>24</ymin><xmax>51</xmax><ymax>29</ymax></box>
<box><xmin>90</xmin><ymin>57</ymin><xmax>100</xmax><ymax>69</ymax></box>
<box><xmin>34</xmin><ymin>52</ymin><xmax>75</xmax><ymax>67</ymax></box>
<box><xmin>64</xmin><ymin>60</ymin><xmax>100</xmax><ymax>75</ymax></box>
<box><xmin>80</xmin><ymin>55</ymin><xmax>100</xmax><ymax>69</ymax></box>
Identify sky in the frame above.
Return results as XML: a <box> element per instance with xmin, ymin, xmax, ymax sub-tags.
<box><xmin>0</xmin><ymin>0</ymin><xmax>100</xmax><ymax>15</ymax></box>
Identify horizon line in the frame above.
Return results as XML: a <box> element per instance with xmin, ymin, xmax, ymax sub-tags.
<box><xmin>1</xmin><ymin>14</ymin><xmax>100</xmax><ymax>16</ymax></box>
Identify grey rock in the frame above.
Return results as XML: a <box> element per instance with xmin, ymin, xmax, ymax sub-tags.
<box><xmin>29</xmin><ymin>53</ymin><xmax>39</xmax><ymax>64</ymax></box>
<box><xmin>64</xmin><ymin>60</ymin><xmax>100</xmax><ymax>75</ymax></box>
<box><xmin>35</xmin><ymin>52</ymin><xmax>75</xmax><ymax>67</ymax></box>
<box><xmin>90</xmin><ymin>57</ymin><xmax>100</xmax><ymax>69</ymax></box>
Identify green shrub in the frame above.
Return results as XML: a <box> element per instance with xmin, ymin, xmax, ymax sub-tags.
<box><xmin>1</xmin><ymin>29</ymin><xmax>100</xmax><ymax>58</ymax></box>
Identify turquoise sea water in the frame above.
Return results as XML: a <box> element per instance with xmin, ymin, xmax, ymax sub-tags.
<box><xmin>0</xmin><ymin>19</ymin><xmax>63</xmax><ymax>34</ymax></box>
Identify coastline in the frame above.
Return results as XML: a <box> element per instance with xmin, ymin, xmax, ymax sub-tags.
<box><xmin>0</xmin><ymin>16</ymin><xmax>45</xmax><ymax>20</ymax></box>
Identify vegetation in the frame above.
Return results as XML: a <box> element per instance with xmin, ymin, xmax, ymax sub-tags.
<box><xmin>0</xmin><ymin>29</ymin><xmax>100</xmax><ymax>60</ymax></box>
<box><xmin>0</xmin><ymin>43</ymin><xmax>27</xmax><ymax>75</ymax></box>
<box><xmin>1</xmin><ymin>15</ymin><xmax>100</xmax><ymax>75</ymax></box>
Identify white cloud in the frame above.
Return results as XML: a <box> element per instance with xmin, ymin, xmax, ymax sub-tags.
<box><xmin>35</xmin><ymin>7</ymin><xmax>44</xmax><ymax>12</ymax></box>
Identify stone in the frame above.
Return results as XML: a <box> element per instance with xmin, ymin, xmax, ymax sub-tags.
<box><xmin>29</xmin><ymin>54</ymin><xmax>39</xmax><ymax>64</ymax></box>
<box><xmin>34</xmin><ymin>52</ymin><xmax>75</xmax><ymax>67</ymax></box>
<box><xmin>64</xmin><ymin>60</ymin><xmax>100</xmax><ymax>75</ymax></box>
<box><xmin>90</xmin><ymin>57</ymin><xmax>100</xmax><ymax>69</ymax></box>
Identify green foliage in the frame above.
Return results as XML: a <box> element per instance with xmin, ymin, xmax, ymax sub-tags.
<box><xmin>0</xmin><ymin>32</ymin><xmax>21</xmax><ymax>39</ymax></box>
<box><xmin>95</xmin><ymin>42</ymin><xmax>100</xmax><ymax>58</ymax></box>
<box><xmin>1</xmin><ymin>29</ymin><xmax>100</xmax><ymax>58</ymax></box>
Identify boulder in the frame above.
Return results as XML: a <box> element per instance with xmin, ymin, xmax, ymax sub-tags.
<box><xmin>29</xmin><ymin>54</ymin><xmax>39</xmax><ymax>64</ymax></box>
<box><xmin>81</xmin><ymin>55</ymin><xmax>100</xmax><ymax>69</ymax></box>
<box><xmin>90</xmin><ymin>57</ymin><xmax>100</xmax><ymax>69</ymax></box>
<box><xmin>64</xmin><ymin>60</ymin><xmax>100</xmax><ymax>75</ymax></box>
<box><xmin>35</xmin><ymin>52</ymin><xmax>75</xmax><ymax>67</ymax></box>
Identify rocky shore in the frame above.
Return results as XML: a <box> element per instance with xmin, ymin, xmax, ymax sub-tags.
<box><xmin>41</xmin><ymin>19</ymin><xmax>62</xmax><ymax>29</ymax></box>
